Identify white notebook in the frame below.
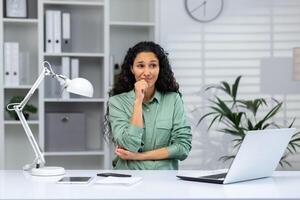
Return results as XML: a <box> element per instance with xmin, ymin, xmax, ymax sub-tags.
<box><xmin>94</xmin><ymin>177</ymin><xmax>142</xmax><ymax>186</ymax></box>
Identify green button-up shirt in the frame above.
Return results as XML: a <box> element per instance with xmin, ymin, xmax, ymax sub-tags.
<box><xmin>108</xmin><ymin>90</ymin><xmax>192</xmax><ymax>170</ymax></box>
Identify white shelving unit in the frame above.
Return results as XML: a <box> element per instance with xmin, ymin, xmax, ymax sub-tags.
<box><xmin>0</xmin><ymin>0</ymin><xmax>158</xmax><ymax>170</ymax></box>
<box><xmin>109</xmin><ymin>0</ymin><xmax>158</xmax><ymax>75</ymax></box>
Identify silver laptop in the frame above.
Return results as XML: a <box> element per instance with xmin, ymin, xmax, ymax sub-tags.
<box><xmin>177</xmin><ymin>128</ymin><xmax>295</xmax><ymax>184</ymax></box>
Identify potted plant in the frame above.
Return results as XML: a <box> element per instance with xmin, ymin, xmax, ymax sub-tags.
<box><xmin>5</xmin><ymin>96</ymin><xmax>37</xmax><ymax>120</ymax></box>
<box><xmin>198</xmin><ymin>76</ymin><xmax>300</xmax><ymax>167</ymax></box>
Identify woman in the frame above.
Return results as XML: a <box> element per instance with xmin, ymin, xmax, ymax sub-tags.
<box><xmin>107</xmin><ymin>41</ymin><xmax>192</xmax><ymax>170</ymax></box>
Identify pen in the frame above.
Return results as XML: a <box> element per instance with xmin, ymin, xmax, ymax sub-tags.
<box><xmin>97</xmin><ymin>172</ymin><xmax>132</xmax><ymax>177</ymax></box>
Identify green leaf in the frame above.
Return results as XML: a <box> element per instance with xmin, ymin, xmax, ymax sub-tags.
<box><xmin>205</xmin><ymin>85</ymin><xmax>220</xmax><ymax>91</ymax></box>
<box><xmin>207</xmin><ymin>115</ymin><xmax>220</xmax><ymax>130</ymax></box>
<box><xmin>247</xmin><ymin>119</ymin><xmax>253</xmax><ymax>130</ymax></box>
<box><xmin>232</xmin><ymin>75</ymin><xmax>242</xmax><ymax>102</ymax></box>
<box><xmin>210</xmin><ymin>105</ymin><xmax>225</xmax><ymax>115</ymax></box>
<box><xmin>288</xmin><ymin>118</ymin><xmax>296</xmax><ymax>128</ymax></box>
<box><xmin>237</xmin><ymin>98</ymin><xmax>266</xmax><ymax>116</ymax></box>
<box><xmin>219</xmin><ymin>128</ymin><xmax>245</xmax><ymax>138</ymax></box>
<box><xmin>220</xmin><ymin>81</ymin><xmax>231</xmax><ymax>96</ymax></box>
<box><xmin>215</xmin><ymin>97</ymin><xmax>235</xmax><ymax>122</ymax></box>
<box><xmin>254</xmin><ymin>102</ymin><xmax>282</xmax><ymax>129</ymax></box>
<box><xmin>279</xmin><ymin>154</ymin><xmax>292</xmax><ymax>168</ymax></box>
<box><xmin>197</xmin><ymin>112</ymin><xmax>218</xmax><ymax>126</ymax></box>
<box><xmin>218</xmin><ymin>155</ymin><xmax>235</xmax><ymax>162</ymax></box>
<box><xmin>232</xmin><ymin>138</ymin><xmax>243</xmax><ymax>142</ymax></box>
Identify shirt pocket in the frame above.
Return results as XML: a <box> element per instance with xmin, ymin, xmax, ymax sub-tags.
<box><xmin>155</xmin><ymin>119</ymin><xmax>172</xmax><ymax>148</ymax></box>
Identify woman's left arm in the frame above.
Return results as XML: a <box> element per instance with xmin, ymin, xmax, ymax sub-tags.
<box><xmin>115</xmin><ymin>145</ymin><xmax>169</xmax><ymax>160</ymax></box>
<box><xmin>165</xmin><ymin>94</ymin><xmax>192</xmax><ymax>161</ymax></box>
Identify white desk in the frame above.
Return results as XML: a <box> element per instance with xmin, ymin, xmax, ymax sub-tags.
<box><xmin>0</xmin><ymin>170</ymin><xmax>300</xmax><ymax>199</ymax></box>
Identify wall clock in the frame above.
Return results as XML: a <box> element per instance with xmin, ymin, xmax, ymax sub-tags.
<box><xmin>185</xmin><ymin>0</ymin><xmax>224</xmax><ymax>23</ymax></box>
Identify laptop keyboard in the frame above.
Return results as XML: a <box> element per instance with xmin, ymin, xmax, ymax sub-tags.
<box><xmin>201</xmin><ymin>173</ymin><xmax>227</xmax><ymax>179</ymax></box>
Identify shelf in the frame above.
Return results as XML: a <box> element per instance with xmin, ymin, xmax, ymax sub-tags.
<box><xmin>4</xmin><ymin>85</ymin><xmax>34</xmax><ymax>89</ymax></box>
<box><xmin>0</xmin><ymin>0</ymin><xmax>156</xmax><ymax>170</ymax></box>
<box><xmin>43</xmin><ymin>0</ymin><xmax>104</xmax><ymax>6</ymax></box>
<box><xmin>44</xmin><ymin>98</ymin><xmax>105</xmax><ymax>103</ymax></box>
<box><xmin>4</xmin><ymin>120</ymin><xmax>39</xmax><ymax>125</ymax></box>
<box><xmin>43</xmin><ymin>52</ymin><xmax>105</xmax><ymax>58</ymax></box>
<box><xmin>44</xmin><ymin>151</ymin><xmax>105</xmax><ymax>156</ymax></box>
<box><xmin>3</xmin><ymin>18</ymin><xmax>38</xmax><ymax>24</ymax></box>
<box><xmin>110</xmin><ymin>21</ymin><xmax>155</xmax><ymax>27</ymax></box>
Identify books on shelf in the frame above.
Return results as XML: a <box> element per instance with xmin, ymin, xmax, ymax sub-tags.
<box><xmin>45</xmin><ymin>10</ymin><xmax>71</xmax><ymax>53</ymax></box>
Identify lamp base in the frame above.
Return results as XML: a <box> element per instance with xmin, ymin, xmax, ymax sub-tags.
<box><xmin>30</xmin><ymin>166</ymin><xmax>65</xmax><ymax>176</ymax></box>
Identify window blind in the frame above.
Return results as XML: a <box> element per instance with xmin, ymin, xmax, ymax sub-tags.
<box><xmin>164</xmin><ymin>0</ymin><xmax>300</xmax><ymax>169</ymax></box>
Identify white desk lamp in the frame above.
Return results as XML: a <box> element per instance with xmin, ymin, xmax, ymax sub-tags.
<box><xmin>6</xmin><ymin>61</ymin><xmax>94</xmax><ymax>176</ymax></box>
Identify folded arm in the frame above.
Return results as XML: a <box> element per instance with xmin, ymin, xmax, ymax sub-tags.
<box><xmin>115</xmin><ymin>145</ymin><xmax>169</xmax><ymax>160</ymax></box>
<box><xmin>108</xmin><ymin>97</ymin><xmax>144</xmax><ymax>152</ymax></box>
<box><xmin>115</xmin><ymin>94</ymin><xmax>192</xmax><ymax>161</ymax></box>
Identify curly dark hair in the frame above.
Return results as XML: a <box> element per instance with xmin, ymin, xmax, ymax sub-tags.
<box><xmin>110</xmin><ymin>41</ymin><xmax>179</xmax><ymax>96</ymax></box>
<box><xmin>104</xmin><ymin>41</ymin><xmax>180</xmax><ymax>142</ymax></box>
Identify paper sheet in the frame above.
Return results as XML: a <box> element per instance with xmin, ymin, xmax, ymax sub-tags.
<box><xmin>94</xmin><ymin>177</ymin><xmax>143</xmax><ymax>186</ymax></box>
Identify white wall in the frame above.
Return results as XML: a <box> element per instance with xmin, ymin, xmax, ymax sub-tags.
<box><xmin>159</xmin><ymin>0</ymin><xmax>300</xmax><ymax>170</ymax></box>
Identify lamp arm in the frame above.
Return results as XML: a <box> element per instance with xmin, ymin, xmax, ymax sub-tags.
<box><xmin>19</xmin><ymin>67</ymin><xmax>48</xmax><ymax>110</ymax></box>
<box><xmin>13</xmin><ymin>67</ymin><xmax>52</xmax><ymax>169</ymax></box>
<box><xmin>14</xmin><ymin>107</ymin><xmax>45</xmax><ymax>168</ymax></box>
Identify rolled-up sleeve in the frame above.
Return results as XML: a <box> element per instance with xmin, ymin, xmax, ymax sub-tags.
<box><xmin>108</xmin><ymin>97</ymin><xmax>144</xmax><ymax>152</ymax></box>
<box><xmin>166</xmin><ymin>94</ymin><xmax>192</xmax><ymax>160</ymax></box>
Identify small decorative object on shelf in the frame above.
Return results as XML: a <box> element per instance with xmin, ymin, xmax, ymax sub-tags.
<box><xmin>5</xmin><ymin>0</ymin><xmax>28</xmax><ymax>18</ymax></box>
<box><xmin>6</xmin><ymin>96</ymin><xmax>37</xmax><ymax>120</ymax></box>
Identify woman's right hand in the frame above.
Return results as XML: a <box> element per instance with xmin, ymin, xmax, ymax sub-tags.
<box><xmin>134</xmin><ymin>79</ymin><xmax>148</xmax><ymax>101</ymax></box>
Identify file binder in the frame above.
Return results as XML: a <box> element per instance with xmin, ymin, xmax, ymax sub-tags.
<box><xmin>4</xmin><ymin>42</ymin><xmax>19</xmax><ymax>86</ymax></box>
<box><xmin>50</xmin><ymin>63</ymin><xmax>61</xmax><ymax>98</ymax></box>
<box><xmin>11</xmin><ymin>43</ymin><xmax>20</xmax><ymax>86</ymax></box>
<box><xmin>70</xmin><ymin>58</ymin><xmax>79</xmax><ymax>98</ymax></box>
<box><xmin>53</xmin><ymin>10</ymin><xmax>62</xmax><ymax>53</ymax></box>
<box><xmin>61</xmin><ymin>57</ymin><xmax>70</xmax><ymax>99</ymax></box>
<box><xmin>4</xmin><ymin>43</ymin><xmax>12</xmax><ymax>86</ymax></box>
<box><xmin>109</xmin><ymin>55</ymin><xmax>114</xmax><ymax>86</ymax></box>
<box><xmin>19</xmin><ymin>52</ymin><xmax>30</xmax><ymax>85</ymax></box>
<box><xmin>62</xmin><ymin>12</ymin><xmax>71</xmax><ymax>52</ymax></box>
<box><xmin>71</xmin><ymin>58</ymin><xmax>79</xmax><ymax>79</ymax></box>
<box><xmin>45</xmin><ymin>10</ymin><xmax>54</xmax><ymax>53</ymax></box>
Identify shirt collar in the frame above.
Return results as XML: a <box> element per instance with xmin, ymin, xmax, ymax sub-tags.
<box><xmin>128</xmin><ymin>89</ymin><xmax>161</xmax><ymax>104</ymax></box>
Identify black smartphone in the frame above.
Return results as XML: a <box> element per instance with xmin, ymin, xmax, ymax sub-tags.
<box><xmin>97</xmin><ymin>172</ymin><xmax>132</xmax><ymax>177</ymax></box>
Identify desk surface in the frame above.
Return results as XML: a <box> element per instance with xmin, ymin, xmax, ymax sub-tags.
<box><xmin>0</xmin><ymin>170</ymin><xmax>300</xmax><ymax>200</ymax></box>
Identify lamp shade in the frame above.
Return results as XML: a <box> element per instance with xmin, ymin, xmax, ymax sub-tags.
<box><xmin>65</xmin><ymin>78</ymin><xmax>94</xmax><ymax>97</ymax></box>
